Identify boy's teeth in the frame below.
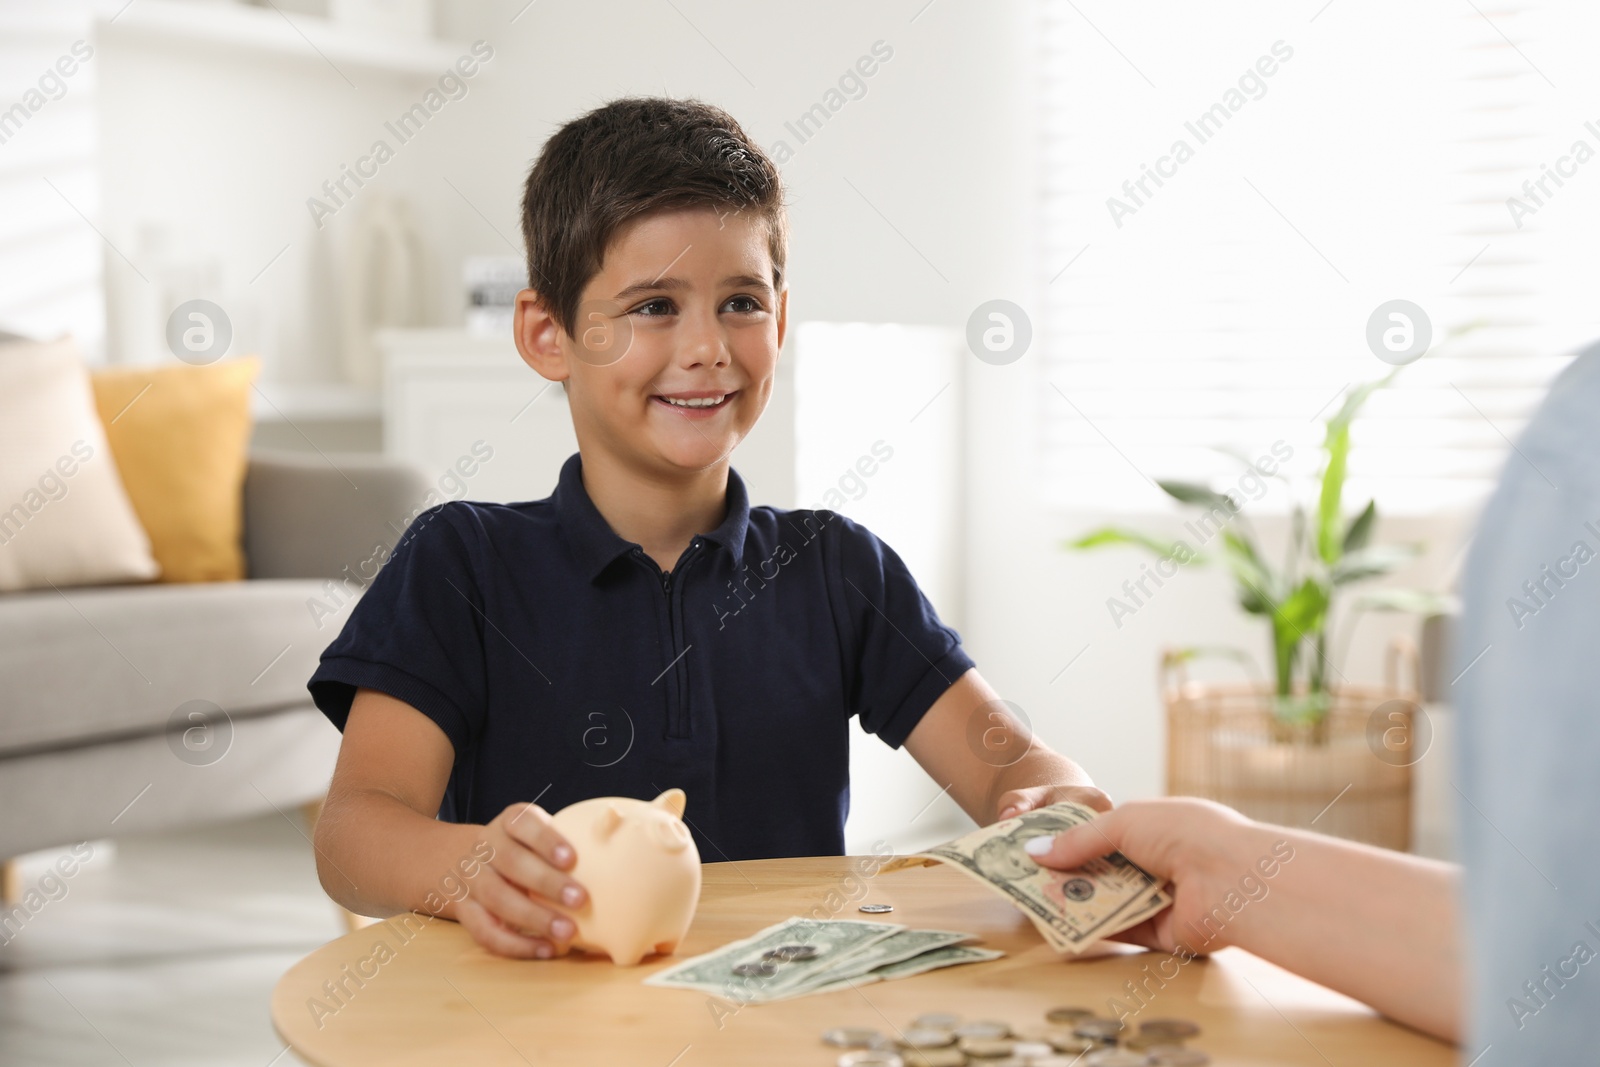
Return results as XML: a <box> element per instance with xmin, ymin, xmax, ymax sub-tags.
<box><xmin>663</xmin><ymin>394</ymin><xmax>726</xmax><ymax>408</ymax></box>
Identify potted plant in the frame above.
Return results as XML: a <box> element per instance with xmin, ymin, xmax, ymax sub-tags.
<box><xmin>1069</xmin><ymin>373</ymin><xmax>1453</xmax><ymax>848</ymax></box>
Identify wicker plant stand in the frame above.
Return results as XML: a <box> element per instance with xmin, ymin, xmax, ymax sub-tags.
<box><xmin>1163</xmin><ymin>639</ymin><xmax>1422</xmax><ymax>851</ymax></box>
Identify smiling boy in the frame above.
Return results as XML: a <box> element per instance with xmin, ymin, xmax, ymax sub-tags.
<box><xmin>307</xmin><ymin>97</ymin><xmax>1106</xmax><ymax>960</ymax></box>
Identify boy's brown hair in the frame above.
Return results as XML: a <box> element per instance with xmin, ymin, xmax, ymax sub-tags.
<box><xmin>520</xmin><ymin>97</ymin><xmax>789</xmax><ymax>337</ymax></box>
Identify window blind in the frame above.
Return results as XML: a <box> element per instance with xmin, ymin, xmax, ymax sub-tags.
<box><xmin>1033</xmin><ymin>1</ymin><xmax>1599</xmax><ymax>514</ymax></box>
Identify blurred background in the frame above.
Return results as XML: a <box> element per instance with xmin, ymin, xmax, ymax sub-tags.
<box><xmin>2</xmin><ymin>0</ymin><xmax>1597</xmax><ymax>1061</ymax></box>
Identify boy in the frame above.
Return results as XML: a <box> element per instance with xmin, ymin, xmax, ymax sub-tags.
<box><xmin>308</xmin><ymin>97</ymin><xmax>1106</xmax><ymax>960</ymax></box>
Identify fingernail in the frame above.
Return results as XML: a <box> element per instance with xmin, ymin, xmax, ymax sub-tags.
<box><xmin>561</xmin><ymin>885</ymin><xmax>583</xmax><ymax>907</ymax></box>
<box><xmin>999</xmin><ymin>807</ymin><xmax>1019</xmax><ymax>821</ymax></box>
<box><xmin>554</xmin><ymin>845</ymin><xmax>574</xmax><ymax>865</ymax></box>
<box><xmin>535</xmin><ymin>943</ymin><xmax>553</xmax><ymax>959</ymax></box>
<box><xmin>552</xmin><ymin>917</ymin><xmax>575</xmax><ymax>940</ymax></box>
<box><xmin>1024</xmin><ymin>834</ymin><xmax>1055</xmax><ymax>857</ymax></box>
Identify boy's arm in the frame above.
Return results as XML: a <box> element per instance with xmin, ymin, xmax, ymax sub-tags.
<box><xmin>901</xmin><ymin>668</ymin><xmax>1110</xmax><ymax>826</ymax></box>
<box><xmin>314</xmin><ymin>688</ymin><xmax>590</xmax><ymax>958</ymax></box>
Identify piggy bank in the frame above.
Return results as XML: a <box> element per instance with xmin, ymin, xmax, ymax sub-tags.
<box><xmin>547</xmin><ymin>788</ymin><xmax>701</xmax><ymax>966</ymax></box>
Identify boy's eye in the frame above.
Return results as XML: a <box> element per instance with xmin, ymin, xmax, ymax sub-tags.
<box><xmin>724</xmin><ymin>294</ymin><xmax>764</xmax><ymax>314</ymax></box>
<box><xmin>632</xmin><ymin>297</ymin><xmax>675</xmax><ymax>317</ymax></box>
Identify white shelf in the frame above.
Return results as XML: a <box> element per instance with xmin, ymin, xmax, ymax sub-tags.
<box><xmin>98</xmin><ymin>0</ymin><xmax>468</xmax><ymax>78</ymax></box>
<box><xmin>251</xmin><ymin>381</ymin><xmax>380</xmax><ymax>422</ymax></box>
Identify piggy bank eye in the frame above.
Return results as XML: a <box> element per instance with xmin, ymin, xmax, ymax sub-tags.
<box><xmin>653</xmin><ymin>818</ymin><xmax>691</xmax><ymax>853</ymax></box>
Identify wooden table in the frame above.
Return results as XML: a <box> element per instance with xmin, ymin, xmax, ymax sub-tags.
<box><xmin>272</xmin><ymin>857</ymin><xmax>1453</xmax><ymax>1066</ymax></box>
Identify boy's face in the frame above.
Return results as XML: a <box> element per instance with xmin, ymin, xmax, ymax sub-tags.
<box><xmin>516</xmin><ymin>205</ymin><xmax>787</xmax><ymax>479</ymax></box>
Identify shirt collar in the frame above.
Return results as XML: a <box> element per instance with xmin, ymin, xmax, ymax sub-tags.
<box><xmin>553</xmin><ymin>453</ymin><xmax>750</xmax><ymax>583</ymax></box>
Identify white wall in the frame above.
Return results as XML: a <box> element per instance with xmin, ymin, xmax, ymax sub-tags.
<box><xmin>90</xmin><ymin>0</ymin><xmax>1480</xmax><ymax>851</ymax></box>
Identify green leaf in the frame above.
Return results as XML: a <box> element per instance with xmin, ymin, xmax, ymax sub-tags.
<box><xmin>1157</xmin><ymin>479</ymin><xmax>1238</xmax><ymax>515</ymax></box>
<box><xmin>1331</xmin><ymin>544</ymin><xmax>1421</xmax><ymax>585</ymax></box>
<box><xmin>1275</xmin><ymin>577</ymin><xmax>1330</xmax><ymax>637</ymax></box>
<box><xmin>1343</xmin><ymin>499</ymin><xmax>1377</xmax><ymax>553</ymax></box>
<box><xmin>1316</xmin><ymin>421</ymin><xmax>1350</xmax><ymax>564</ymax></box>
<box><xmin>1219</xmin><ymin>529</ymin><xmax>1277</xmax><ymax>613</ymax></box>
<box><xmin>1066</xmin><ymin>527</ymin><xmax>1198</xmax><ymax>562</ymax></box>
<box><xmin>1354</xmin><ymin>588</ymin><xmax>1460</xmax><ymax>615</ymax></box>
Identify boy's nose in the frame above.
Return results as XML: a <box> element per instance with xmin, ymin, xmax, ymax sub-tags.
<box><xmin>677</xmin><ymin>316</ymin><xmax>730</xmax><ymax>369</ymax></box>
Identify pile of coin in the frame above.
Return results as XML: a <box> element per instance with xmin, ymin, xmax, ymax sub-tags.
<box><xmin>822</xmin><ymin>1007</ymin><xmax>1207</xmax><ymax>1066</ymax></box>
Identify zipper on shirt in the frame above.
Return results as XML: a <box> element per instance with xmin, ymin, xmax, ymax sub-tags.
<box><xmin>631</xmin><ymin>539</ymin><xmax>704</xmax><ymax>739</ymax></box>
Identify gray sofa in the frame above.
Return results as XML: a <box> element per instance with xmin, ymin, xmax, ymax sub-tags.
<box><xmin>0</xmin><ymin>451</ymin><xmax>429</xmax><ymax>871</ymax></box>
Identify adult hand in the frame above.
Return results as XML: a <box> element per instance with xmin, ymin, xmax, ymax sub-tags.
<box><xmin>1023</xmin><ymin>797</ymin><xmax>1272</xmax><ymax>955</ymax></box>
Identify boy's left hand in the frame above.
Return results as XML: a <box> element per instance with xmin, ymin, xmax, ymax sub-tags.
<box><xmin>995</xmin><ymin>783</ymin><xmax>1112</xmax><ymax>823</ymax></box>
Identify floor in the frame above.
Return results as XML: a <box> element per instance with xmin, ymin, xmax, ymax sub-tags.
<box><xmin>0</xmin><ymin>813</ymin><xmax>337</xmax><ymax>1067</ymax></box>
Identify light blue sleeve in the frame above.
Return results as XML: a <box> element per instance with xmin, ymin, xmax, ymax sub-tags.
<box><xmin>1454</xmin><ymin>343</ymin><xmax>1600</xmax><ymax>1060</ymax></box>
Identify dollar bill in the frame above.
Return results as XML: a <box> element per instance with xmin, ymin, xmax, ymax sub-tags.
<box><xmin>876</xmin><ymin>800</ymin><xmax>1171</xmax><ymax>954</ymax></box>
<box><xmin>807</xmin><ymin>927</ymin><xmax>974</xmax><ymax>987</ymax></box>
<box><xmin>644</xmin><ymin>919</ymin><xmax>1001</xmax><ymax>1002</ymax></box>
<box><xmin>643</xmin><ymin>916</ymin><xmax>903</xmax><ymax>1002</ymax></box>
<box><xmin>801</xmin><ymin>944</ymin><xmax>1007</xmax><ymax>997</ymax></box>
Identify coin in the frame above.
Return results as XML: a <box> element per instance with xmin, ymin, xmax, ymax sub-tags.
<box><xmin>1011</xmin><ymin>1041</ymin><xmax>1053</xmax><ymax>1058</ymax></box>
<box><xmin>1029</xmin><ymin>1058</ymin><xmax>1087</xmax><ymax>1067</ymax></box>
<box><xmin>899</xmin><ymin>1029</ymin><xmax>957</xmax><ymax>1049</ymax></box>
<box><xmin>763</xmin><ymin>944</ymin><xmax>819</xmax><ymax>961</ymax></box>
<box><xmin>958</xmin><ymin>1037</ymin><xmax>1015</xmax><ymax>1058</ymax></box>
<box><xmin>838</xmin><ymin>1052</ymin><xmax>906</xmax><ymax>1067</ymax></box>
<box><xmin>1084</xmin><ymin>1051</ymin><xmax>1151</xmax><ymax>1067</ymax></box>
<box><xmin>859</xmin><ymin>903</ymin><xmax>896</xmax><ymax>914</ymax></box>
<box><xmin>1123</xmin><ymin>1032</ymin><xmax>1170</xmax><ymax>1050</ymax></box>
<box><xmin>1147</xmin><ymin>1049</ymin><xmax>1209</xmax><ymax>1066</ymax></box>
<box><xmin>1072</xmin><ymin>1018</ymin><xmax>1124</xmax><ymax>1041</ymax></box>
<box><xmin>732</xmin><ymin>960</ymin><xmax>777</xmax><ymax>977</ymax></box>
<box><xmin>824</xmin><ymin>1027</ymin><xmax>885</xmax><ymax>1048</ymax></box>
<box><xmin>901</xmin><ymin>1049</ymin><xmax>966</xmax><ymax>1067</ymax></box>
<box><xmin>1045</xmin><ymin>1006</ymin><xmax>1098</xmax><ymax>1025</ymax></box>
<box><xmin>1045</xmin><ymin>1033</ymin><xmax>1097</xmax><ymax>1054</ymax></box>
<box><xmin>954</xmin><ymin>1020</ymin><xmax>1011</xmax><ymax>1040</ymax></box>
<box><xmin>1139</xmin><ymin>1018</ymin><xmax>1200</xmax><ymax>1041</ymax></box>
<box><xmin>912</xmin><ymin>1012</ymin><xmax>960</xmax><ymax>1030</ymax></box>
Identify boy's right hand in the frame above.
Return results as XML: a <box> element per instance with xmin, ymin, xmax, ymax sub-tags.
<box><xmin>456</xmin><ymin>802</ymin><xmax>588</xmax><ymax>959</ymax></box>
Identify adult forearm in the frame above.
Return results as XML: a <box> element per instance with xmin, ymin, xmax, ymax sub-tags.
<box><xmin>314</xmin><ymin>786</ymin><xmax>484</xmax><ymax>920</ymax></box>
<box><xmin>1216</xmin><ymin>822</ymin><xmax>1462</xmax><ymax>1042</ymax></box>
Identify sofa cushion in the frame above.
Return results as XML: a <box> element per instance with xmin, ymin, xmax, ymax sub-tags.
<box><xmin>91</xmin><ymin>357</ymin><xmax>259</xmax><ymax>583</ymax></box>
<box><xmin>0</xmin><ymin>335</ymin><xmax>160</xmax><ymax>592</ymax></box>
<box><xmin>0</xmin><ymin>578</ymin><xmax>349</xmax><ymax>756</ymax></box>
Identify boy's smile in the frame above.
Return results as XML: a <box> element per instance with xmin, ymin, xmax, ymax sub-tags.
<box><xmin>518</xmin><ymin>204</ymin><xmax>787</xmax><ymax>479</ymax></box>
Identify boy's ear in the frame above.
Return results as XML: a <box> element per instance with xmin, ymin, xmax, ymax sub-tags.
<box><xmin>775</xmin><ymin>286</ymin><xmax>788</xmax><ymax>357</ymax></box>
<box><xmin>513</xmin><ymin>288</ymin><xmax>570</xmax><ymax>383</ymax></box>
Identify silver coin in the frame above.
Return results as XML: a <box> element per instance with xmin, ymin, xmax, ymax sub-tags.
<box><xmin>1072</xmin><ymin>1018</ymin><xmax>1124</xmax><ymax>1041</ymax></box>
<box><xmin>1012</xmin><ymin>1041</ymin><xmax>1053</xmax><ymax>1058</ymax></box>
<box><xmin>1085</xmin><ymin>1051</ymin><xmax>1150</xmax><ymax>1067</ymax></box>
<box><xmin>957</xmin><ymin>1036</ymin><xmax>1015</xmax><ymax>1057</ymax></box>
<box><xmin>1046</xmin><ymin>1032</ymin><xmax>1098</xmax><ymax>1054</ymax></box>
<box><xmin>954</xmin><ymin>1020</ymin><xmax>1011</xmax><ymax>1040</ymax></box>
<box><xmin>900</xmin><ymin>1049</ymin><xmax>966</xmax><ymax>1067</ymax></box>
<box><xmin>1139</xmin><ymin>1018</ymin><xmax>1200</xmax><ymax>1041</ymax></box>
<box><xmin>1045</xmin><ymin>1006</ymin><xmax>1098</xmax><ymax>1025</ymax></box>
<box><xmin>732</xmin><ymin>960</ymin><xmax>777</xmax><ymax>977</ymax></box>
<box><xmin>859</xmin><ymin>903</ymin><xmax>895</xmax><ymax>914</ymax></box>
<box><xmin>911</xmin><ymin>1012</ymin><xmax>960</xmax><ymax>1030</ymax></box>
<box><xmin>899</xmin><ymin>1028</ymin><xmax>957</xmax><ymax>1049</ymax></box>
<box><xmin>824</xmin><ymin>1027</ymin><xmax>886</xmax><ymax>1048</ymax></box>
<box><xmin>838</xmin><ymin>1052</ymin><xmax>905</xmax><ymax>1067</ymax></box>
<box><xmin>1147</xmin><ymin>1048</ymin><xmax>1209</xmax><ymax>1066</ymax></box>
<box><xmin>763</xmin><ymin>943</ymin><xmax>819</xmax><ymax>961</ymax></box>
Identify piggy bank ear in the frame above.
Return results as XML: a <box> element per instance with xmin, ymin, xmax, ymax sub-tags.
<box><xmin>652</xmin><ymin>788</ymin><xmax>686</xmax><ymax>818</ymax></box>
<box><xmin>595</xmin><ymin>802</ymin><xmax>624</xmax><ymax>841</ymax></box>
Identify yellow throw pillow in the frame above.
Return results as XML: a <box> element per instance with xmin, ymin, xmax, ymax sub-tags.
<box><xmin>91</xmin><ymin>357</ymin><xmax>259</xmax><ymax>583</ymax></box>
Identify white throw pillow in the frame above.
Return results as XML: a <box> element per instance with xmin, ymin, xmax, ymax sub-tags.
<box><xmin>0</xmin><ymin>336</ymin><xmax>160</xmax><ymax>592</ymax></box>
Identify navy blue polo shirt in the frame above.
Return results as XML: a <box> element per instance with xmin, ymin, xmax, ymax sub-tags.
<box><xmin>307</xmin><ymin>452</ymin><xmax>975</xmax><ymax>861</ymax></box>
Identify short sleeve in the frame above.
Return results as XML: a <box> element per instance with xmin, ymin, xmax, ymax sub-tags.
<box><xmin>307</xmin><ymin>503</ymin><xmax>486</xmax><ymax>756</ymax></box>
<box><xmin>823</xmin><ymin>513</ymin><xmax>976</xmax><ymax>748</ymax></box>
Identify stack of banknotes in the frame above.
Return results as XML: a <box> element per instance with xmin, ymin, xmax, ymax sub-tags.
<box><xmin>645</xmin><ymin>917</ymin><xmax>1003</xmax><ymax>1002</ymax></box>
